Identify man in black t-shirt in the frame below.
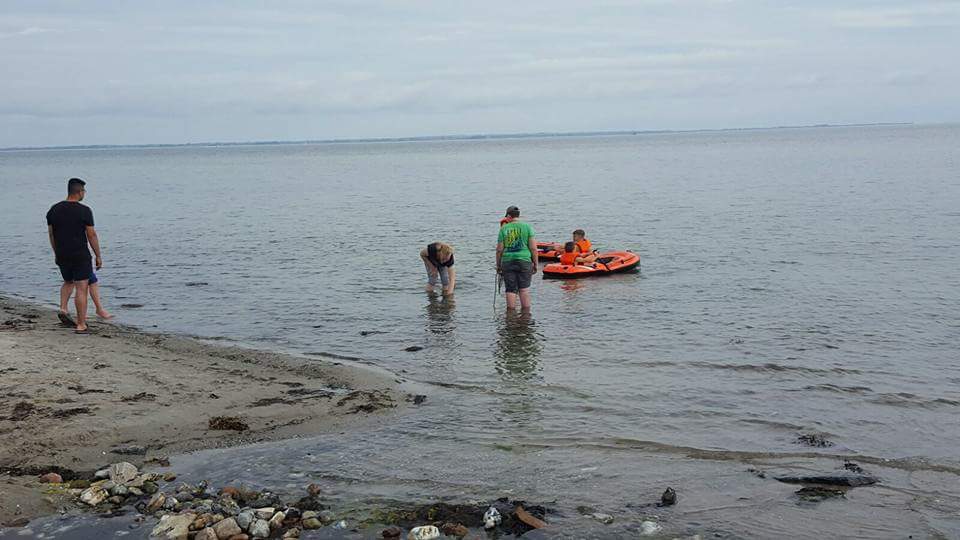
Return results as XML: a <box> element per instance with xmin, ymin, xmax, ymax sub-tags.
<box><xmin>46</xmin><ymin>178</ymin><xmax>103</xmax><ymax>333</ymax></box>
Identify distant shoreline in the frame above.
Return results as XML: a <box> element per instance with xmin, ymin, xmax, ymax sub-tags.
<box><xmin>0</xmin><ymin>122</ymin><xmax>916</xmax><ymax>152</ymax></box>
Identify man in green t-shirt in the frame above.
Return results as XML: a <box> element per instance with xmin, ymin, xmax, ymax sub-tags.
<box><xmin>496</xmin><ymin>206</ymin><xmax>538</xmax><ymax>310</ymax></box>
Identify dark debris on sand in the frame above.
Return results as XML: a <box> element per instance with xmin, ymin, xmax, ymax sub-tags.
<box><xmin>207</xmin><ymin>416</ymin><xmax>249</xmax><ymax>431</ymax></box>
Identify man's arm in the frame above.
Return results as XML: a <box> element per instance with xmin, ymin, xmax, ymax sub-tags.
<box><xmin>48</xmin><ymin>225</ymin><xmax>56</xmax><ymax>259</ymax></box>
<box><xmin>496</xmin><ymin>242</ymin><xmax>504</xmax><ymax>273</ymax></box>
<box><xmin>528</xmin><ymin>236</ymin><xmax>539</xmax><ymax>274</ymax></box>
<box><xmin>86</xmin><ymin>226</ymin><xmax>102</xmax><ymax>269</ymax></box>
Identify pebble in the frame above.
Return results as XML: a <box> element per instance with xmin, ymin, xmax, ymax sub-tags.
<box><xmin>213</xmin><ymin>517</ymin><xmax>243</xmax><ymax>538</ymax></box>
<box><xmin>408</xmin><ymin>525</ymin><xmax>440</xmax><ymax>540</ymax></box>
<box><xmin>640</xmin><ymin>520</ymin><xmax>662</xmax><ymax>535</ymax></box>
<box><xmin>162</xmin><ymin>496</ymin><xmax>179</xmax><ymax>510</ymax></box>
<box><xmin>220</xmin><ymin>486</ymin><xmax>241</xmax><ymax>499</ymax></box>
<box><xmin>192</xmin><ymin>513</ymin><xmax>219</xmax><ymax>530</ymax></box>
<box><xmin>163</xmin><ymin>472</ymin><xmax>178</xmax><ymax>482</ymax></box>
<box><xmin>318</xmin><ymin>509</ymin><xmax>336</xmax><ymax>524</ymax></box>
<box><xmin>590</xmin><ymin>513</ymin><xmax>614</xmax><ymax>524</ymax></box>
<box><xmin>301</xmin><ymin>511</ymin><xmax>318</xmax><ymax>520</ymax></box>
<box><xmin>142</xmin><ymin>481</ymin><xmax>159</xmax><ymax>495</ymax></box>
<box><xmin>227</xmin><ymin>535</ymin><xmax>250</xmax><ymax>540</ymax></box>
<box><xmin>381</xmin><ymin>526</ymin><xmax>402</xmax><ymax>538</ymax></box>
<box><xmin>39</xmin><ymin>472</ymin><xmax>63</xmax><ymax>484</ymax></box>
<box><xmin>282</xmin><ymin>528</ymin><xmax>301</xmax><ymax>539</ymax></box>
<box><xmin>301</xmin><ymin>518</ymin><xmax>322</xmax><ymax>530</ymax></box>
<box><xmin>661</xmin><ymin>487</ymin><xmax>677</xmax><ymax>506</ymax></box>
<box><xmin>94</xmin><ymin>468</ymin><xmax>110</xmax><ymax>480</ymax></box>
<box><xmin>254</xmin><ymin>507</ymin><xmax>275</xmax><ymax>520</ymax></box>
<box><xmin>109</xmin><ymin>462</ymin><xmax>139</xmax><ymax>484</ymax></box>
<box><xmin>150</xmin><ymin>513</ymin><xmax>196</xmax><ymax>539</ymax></box>
<box><xmin>268</xmin><ymin>511</ymin><xmax>286</xmax><ymax>530</ymax></box>
<box><xmin>332</xmin><ymin>520</ymin><xmax>348</xmax><ymax>529</ymax></box>
<box><xmin>79</xmin><ymin>487</ymin><xmax>108</xmax><ymax>506</ymax></box>
<box><xmin>306</xmin><ymin>483</ymin><xmax>323</xmax><ymax>496</ymax></box>
<box><xmin>110</xmin><ymin>484</ymin><xmax>129</xmax><ymax>497</ymax></box>
<box><xmin>145</xmin><ymin>493</ymin><xmax>166</xmax><ymax>513</ymax></box>
<box><xmin>195</xmin><ymin>528</ymin><xmax>218</xmax><ymax>540</ymax></box>
<box><xmin>236</xmin><ymin>510</ymin><xmax>255</xmax><ymax>530</ymax></box>
<box><xmin>249</xmin><ymin>519</ymin><xmax>270</xmax><ymax>538</ymax></box>
<box><xmin>483</xmin><ymin>507</ymin><xmax>502</xmax><ymax>529</ymax></box>
<box><xmin>441</xmin><ymin>522</ymin><xmax>469</xmax><ymax>537</ymax></box>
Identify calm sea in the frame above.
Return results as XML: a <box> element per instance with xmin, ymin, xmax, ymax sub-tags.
<box><xmin>2</xmin><ymin>125</ymin><xmax>960</xmax><ymax>538</ymax></box>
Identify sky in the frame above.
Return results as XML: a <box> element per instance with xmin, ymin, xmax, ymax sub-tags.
<box><xmin>1</xmin><ymin>0</ymin><xmax>958</xmax><ymax>147</ymax></box>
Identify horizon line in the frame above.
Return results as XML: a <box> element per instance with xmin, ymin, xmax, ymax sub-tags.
<box><xmin>0</xmin><ymin>121</ymin><xmax>919</xmax><ymax>152</ymax></box>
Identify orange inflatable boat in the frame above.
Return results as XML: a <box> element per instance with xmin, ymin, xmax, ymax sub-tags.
<box><xmin>542</xmin><ymin>251</ymin><xmax>640</xmax><ymax>279</ymax></box>
<box><xmin>536</xmin><ymin>241</ymin><xmax>562</xmax><ymax>261</ymax></box>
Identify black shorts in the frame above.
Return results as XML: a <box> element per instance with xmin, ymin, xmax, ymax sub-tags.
<box><xmin>501</xmin><ymin>259</ymin><xmax>533</xmax><ymax>293</ymax></box>
<box><xmin>58</xmin><ymin>260</ymin><xmax>93</xmax><ymax>283</ymax></box>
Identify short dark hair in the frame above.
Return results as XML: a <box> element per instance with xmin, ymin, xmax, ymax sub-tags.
<box><xmin>564</xmin><ymin>241</ymin><xmax>576</xmax><ymax>252</ymax></box>
<box><xmin>506</xmin><ymin>206</ymin><xmax>520</xmax><ymax>218</ymax></box>
<box><xmin>573</xmin><ymin>229</ymin><xmax>585</xmax><ymax>237</ymax></box>
<box><xmin>67</xmin><ymin>177</ymin><xmax>86</xmax><ymax>195</ymax></box>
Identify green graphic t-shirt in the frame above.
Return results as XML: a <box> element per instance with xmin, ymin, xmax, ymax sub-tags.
<box><xmin>498</xmin><ymin>221</ymin><xmax>535</xmax><ymax>262</ymax></box>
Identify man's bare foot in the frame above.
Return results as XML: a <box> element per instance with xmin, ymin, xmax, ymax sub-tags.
<box><xmin>74</xmin><ymin>324</ymin><xmax>89</xmax><ymax>334</ymax></box>
<box><xmin>96</xmin><ymin>310</ymin><xmax>114</xmax><ymax>320</ymax></box>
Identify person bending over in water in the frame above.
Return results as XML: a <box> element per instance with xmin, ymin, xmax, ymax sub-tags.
<box><xmin>420</xmin><ymin>242</ymin><xmax>456</xmax><ymax>295</ymax></box>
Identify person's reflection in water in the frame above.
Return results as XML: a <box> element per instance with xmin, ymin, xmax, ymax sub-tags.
<box><xmin>494</xmin><ymin>310</ymin><xmax>542</xmax><ymax>381</ymax></box>
<box><xmin>425</xmin><ymin>293</ymin><xmax>456</xmax><ymax>336</ymax></box>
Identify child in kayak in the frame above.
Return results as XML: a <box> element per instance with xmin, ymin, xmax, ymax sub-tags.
<box><xmin>559</xmin><ymin>242</ymin><xmax>595</xmax><ymax>266</ymax></box>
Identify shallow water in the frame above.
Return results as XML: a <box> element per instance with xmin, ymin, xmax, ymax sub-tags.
<box><xmin>2</xmin><ymin>125</ymin><xmax>960</xmax><ymax>537</ymax></box>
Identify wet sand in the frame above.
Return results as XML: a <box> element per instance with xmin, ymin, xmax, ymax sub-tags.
<box><xmin>0</xmin><ymin>295</ymin><xmax>413</xmax><ymax>526</ymax></box>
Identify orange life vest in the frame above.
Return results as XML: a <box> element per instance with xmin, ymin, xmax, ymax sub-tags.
<box><xmin>560</xmin><ymin>252</ymin><xmax>578</xmax><ymax>266</ymax></box>
<box><xmin>576</xmin><ymin>239</ymin><xmax>592</xmax><ymax>253</ymax></box>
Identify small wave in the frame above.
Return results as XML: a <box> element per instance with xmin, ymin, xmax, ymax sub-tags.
<box><xmin>687</xmin><ymin>361</ymin><xmax>862</xmax><ymax>376</ymax></box>
<box><xmin>304</xmin><ymin>351</ymin><xmax>365</xmax><ymax>362</ymax></box>
<box><xmin>510</xmin><ymin>435</ymin><xmax>960</xmax><ymax>475</ymax></box>
<box><xmin>790</xmin><ymin>384</ymin><xmax>873</xmax><ymax>395</ymax></box>
<box><xmin>738</xmin><ymin>418</ymin><xmax>807</xmax><ymax>431</ymax></box>
<box><xmin>867</xmin><ymin>392</ymin><xmax>960</xmax><ymax>410</ymax></box>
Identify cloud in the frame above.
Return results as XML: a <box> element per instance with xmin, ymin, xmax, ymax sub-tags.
<box><xmin>0</xmin><ymin>26</ymin><xmax>52</xmax><ymax>38</ymax></box>
<box><xmin>831</xmin><ymin>3</ymin><xmax>960</xmax><ymax>29</ymax></box>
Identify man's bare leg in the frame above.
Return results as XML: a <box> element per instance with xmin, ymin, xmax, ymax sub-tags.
<box><xmin>59</xmin><ymin>282</ymin><xmax>74</xmax><ymax>313</ymax></box>
<box><xmin>519</xmin><ymin>288</ymin><xmax>532</xmax><ymax>311</ymax></box>
<box><xmin>57</xmin><ymin>282</ymin><xmax>76</xmax><ymax>325</ymax></box>
<box><xmin>74</xmin><ymin>280</ymin><xmax>90</xmax><ymax>332</ymax></box>
<box><xmin>505</xmin><ymin>292</ymin><xmax>519</xmax><ymax>309</ymax></box>
<box><xmin>89</xmin><ymin>283</ymin><xmax>113</xmax><ymax>319</ymax></box>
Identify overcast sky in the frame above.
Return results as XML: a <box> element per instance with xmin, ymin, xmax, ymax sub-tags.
<box><xmin>1</xmin><ymin>0</ymin><xmax>958</xmax><ymax>147</ymax></box>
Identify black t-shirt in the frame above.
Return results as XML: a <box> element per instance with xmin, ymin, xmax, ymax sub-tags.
<box><xmin>46</xmin><ymin>201</ymin><xmax>94</xmax><ymax>264</ymax></box>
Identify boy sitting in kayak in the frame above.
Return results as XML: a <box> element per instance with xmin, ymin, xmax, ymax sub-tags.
<box><xmin>559</xmin><ymin>241</ymin><xmax>597</xmax><ymax>266</ymax></box>
<box><xmin>573</xmin><ymin>229</ymin><xmax>595</xmax><ymax>255</ymax></box>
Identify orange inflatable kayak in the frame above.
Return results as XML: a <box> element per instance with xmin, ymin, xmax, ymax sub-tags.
<box><xmin>536</xmin><ymin>241</ymin><xmax>562</xmax><ymax>261</ymax></box>
<box><xmin>542</xmin><ymin>251</ymin><xmax>640</xmax><ymax>279</ymax></box>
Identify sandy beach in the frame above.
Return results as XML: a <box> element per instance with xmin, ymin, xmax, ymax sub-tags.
<box><xmin>0</xmin><ymin>295</ymin><xmax>414</xmax><ymax>526</ymax></box>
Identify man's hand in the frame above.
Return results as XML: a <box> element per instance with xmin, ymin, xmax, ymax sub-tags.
<box><xmin>95</xmin><ymin>256</ymin><xmax>102</xmax><ymax>270</ymax></box>
<box><xmin>531</xmin><ymin>263</ymin><xmax>538</xmax><ymax>274</ymax></box>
